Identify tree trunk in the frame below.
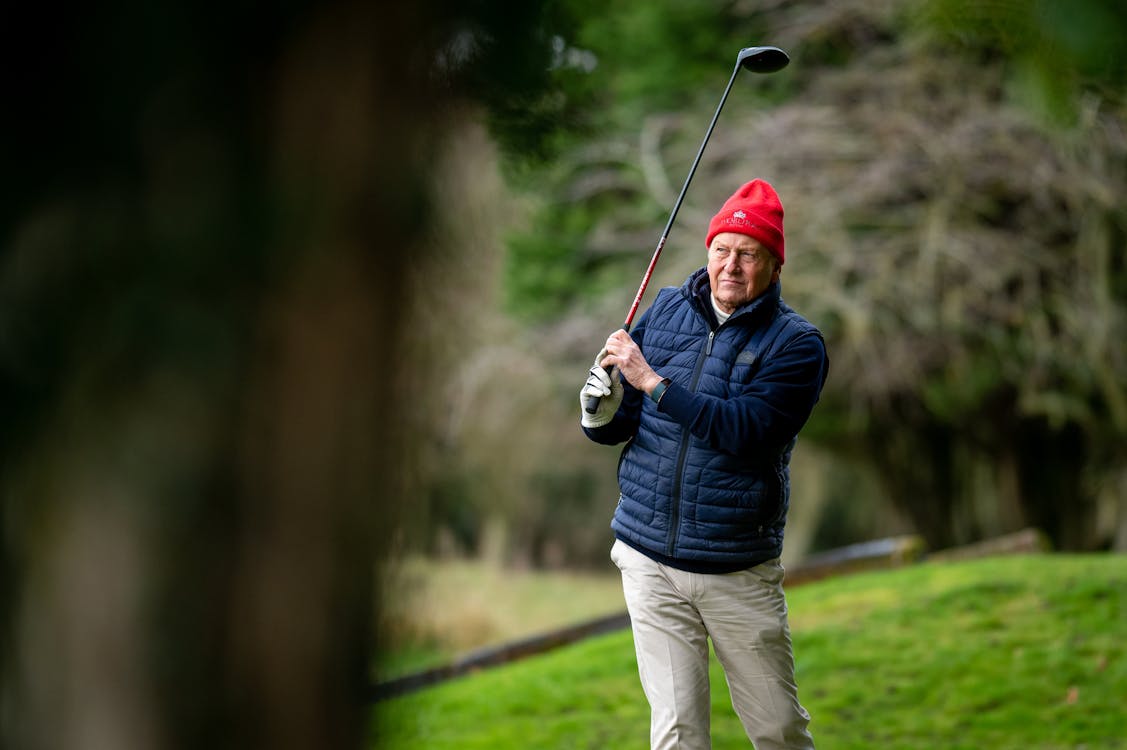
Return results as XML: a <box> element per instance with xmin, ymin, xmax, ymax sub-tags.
<box><xmin>867</xmin><ymin>419</ymin><xmax>960</xmax><ymax>551</ymax></box>
<box><xmin>1015</xmin><ymin>418</ymin><xmax>1098</xmax><ymax>551</ymax></box>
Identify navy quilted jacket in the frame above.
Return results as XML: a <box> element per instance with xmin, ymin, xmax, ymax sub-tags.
<box><xmin>583</xmin><ymin>268</ymin><xmax>828</xmax><ymax>573</ymax></box>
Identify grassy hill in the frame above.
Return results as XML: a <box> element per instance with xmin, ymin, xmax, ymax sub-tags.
<box><xmin>371</xmin><ymin>554</ymin><xmax>1125</xmax><ymax>749</ymax></box>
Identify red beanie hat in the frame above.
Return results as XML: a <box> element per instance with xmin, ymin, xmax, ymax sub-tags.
<box><xmin>705</xmin><ymin>179</ymin><xmax>785</xmax><ymax>265</ymax></box>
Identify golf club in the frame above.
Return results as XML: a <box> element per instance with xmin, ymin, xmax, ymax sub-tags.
<box><xmin>585</xmin><ymin>45</ymin><xmax>789</xmax><ymax>414</ymax></box>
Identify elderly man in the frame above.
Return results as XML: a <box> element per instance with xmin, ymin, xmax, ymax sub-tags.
<box><xmin>581</xmin><ymin>179</ymin><xmax>828</xmax><ymax>750</ymax></box>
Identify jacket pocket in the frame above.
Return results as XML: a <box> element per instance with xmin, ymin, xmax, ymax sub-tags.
<box><xmin>756</xmin><ymin>465</ymin><xmax>787</xmax><ymax>532</ymax></box>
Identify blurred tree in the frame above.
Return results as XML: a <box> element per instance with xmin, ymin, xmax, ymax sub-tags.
<box><xmin>790</xmin><ymin>0</ymin><xmax>1127</xmax><ymax>550</ymax></box>
<box><xmin>1</xmin><ymin>2</ymin><xmax>573</xmax><ymax>748</ymax></box>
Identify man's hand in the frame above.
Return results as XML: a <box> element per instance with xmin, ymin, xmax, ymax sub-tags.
<box><xmin>599</xmin><ymin>330</ymin><xmax>664</xmax><ymax>394</ymax></box>
<box><xmin>580</xmin><ymin>349</ymin><xmax>622</xmax><ymax>428</ymax></box>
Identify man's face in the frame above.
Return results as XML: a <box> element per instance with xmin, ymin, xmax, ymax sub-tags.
<box><xmin>706</xmin><ymin>232</ymin><xmax>780</xmax><ymax>314</ymax></box>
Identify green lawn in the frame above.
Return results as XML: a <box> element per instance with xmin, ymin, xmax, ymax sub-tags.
<box><xmin>372</xmin><ymin>554</ymin><xmax>1126</xmax><ymax>749</ymax></box>
<box><xmin>376</xmin><ymin>557</ymin><xmax>624</xmax><ymax>678</ymax></box>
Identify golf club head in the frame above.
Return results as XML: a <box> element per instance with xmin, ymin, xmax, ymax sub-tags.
<box><xmin>737</xmin><ymin>46</ymin><xmax>789</xmax><ymax>74</ymax></box>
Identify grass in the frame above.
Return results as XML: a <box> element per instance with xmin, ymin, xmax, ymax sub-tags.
<box><xmin>375</xmin><ymin>556</ymin><xmax>624</xmax><ymax>678</ymax></box>
<box><xmin>372</xmin><ymin>554</ymin><xmax>1127</xmax><ymax>749</ymax></box>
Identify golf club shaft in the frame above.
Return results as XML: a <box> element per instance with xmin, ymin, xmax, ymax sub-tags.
<box><xmin>623</xmin><ymin>59</ymin><xmax>744</xmax><ymax>331</ymax></box>
<box><xmin>584</xmin><ymin>60</ymin><xmax>745</xmax><ymax>415</ymax></box>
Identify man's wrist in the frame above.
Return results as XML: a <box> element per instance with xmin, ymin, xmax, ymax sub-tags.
<box><xmin>642</xmin><ymin>374</ymin><xmax>664</xmax><ymax>395</ymax></box>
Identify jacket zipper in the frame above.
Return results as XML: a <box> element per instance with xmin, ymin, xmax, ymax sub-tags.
<box><xmin>666</xmin><ymin>328</ymin><xmax>715</xmax><ymax>557</ymax></box>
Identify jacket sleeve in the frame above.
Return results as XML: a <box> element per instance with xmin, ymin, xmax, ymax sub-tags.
<box><xmin>657</xmin><ymin>330</ymin><xmax>829</xmax><ymax>458</ymax></box>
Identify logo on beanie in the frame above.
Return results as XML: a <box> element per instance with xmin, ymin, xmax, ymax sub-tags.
<box><xmin>726</xmin><ymin>209</ymin><xmax>754</xmax><ymax>229</ymax></box>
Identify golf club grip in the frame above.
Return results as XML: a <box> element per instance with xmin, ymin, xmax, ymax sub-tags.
<box><xmin>584</xmin><ymin>391</ymin><xmax>602</xmax><ymax>414</ymax></box>
<box><xmin>584</xmin><ymin>364</ymin><xmax>613</xmax><ymax>414</ymax></box>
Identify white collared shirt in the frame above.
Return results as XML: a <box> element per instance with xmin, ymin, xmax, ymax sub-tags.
<box><xmin>711</xmin><ymin>294</ymin><xmax>732</xmax><ymax>326</ymax></box>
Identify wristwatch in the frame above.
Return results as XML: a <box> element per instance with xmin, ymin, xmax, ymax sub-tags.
<box><xmin>650</xmin><ymin>377</ymin><xmax>672</xmax><ymax>404</ymax></box>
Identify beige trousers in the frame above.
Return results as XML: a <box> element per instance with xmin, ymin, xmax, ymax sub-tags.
<box><xmin>611</xmin><ymin>539</ymin><xmax>815</xmax><ymax>750</ymax></box>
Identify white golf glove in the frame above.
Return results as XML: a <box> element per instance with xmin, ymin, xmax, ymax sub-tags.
<box><xmin>580</xmin><ymin>349</ymin><xmax>623</xmax><ymax>428</ymax></box>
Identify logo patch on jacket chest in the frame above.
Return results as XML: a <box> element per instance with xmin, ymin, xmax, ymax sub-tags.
<box><xmin>736</xmin><ymin>350</ymin><xmax>759</xmax><ymax>366</ymax></box>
